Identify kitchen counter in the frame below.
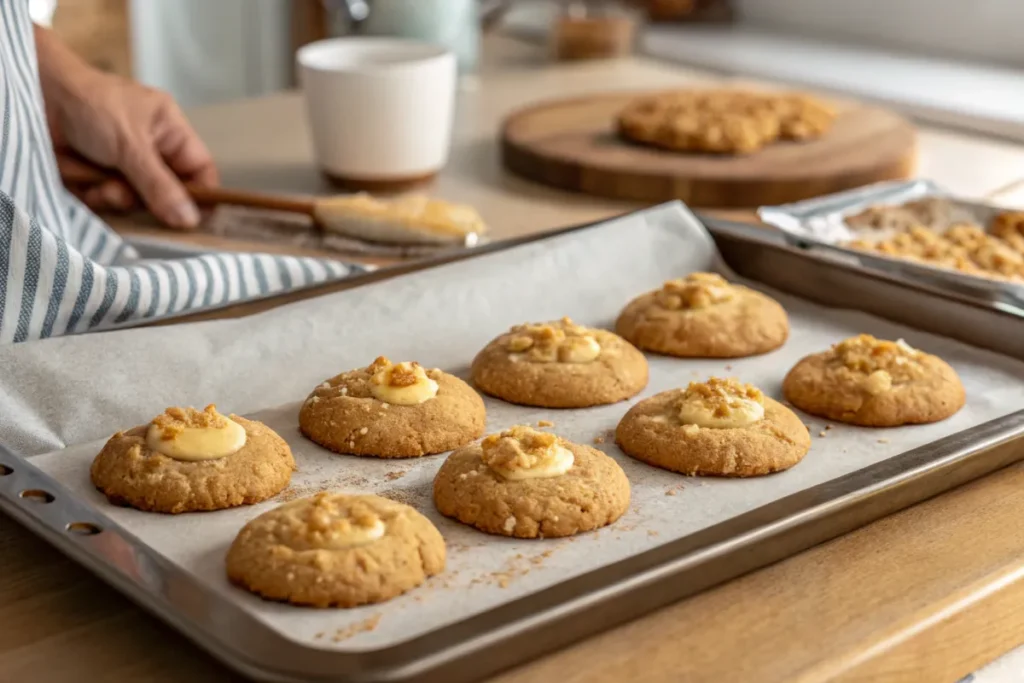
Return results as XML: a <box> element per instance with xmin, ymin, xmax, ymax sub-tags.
<box><xmin>5</xmin><ymin>35</ymin><xmax>1024</xmax><ymax>683</ymax></box>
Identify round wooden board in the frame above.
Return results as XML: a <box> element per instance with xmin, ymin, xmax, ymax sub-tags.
<box><xmin>501</xmin><ymin>92</ymin><xmax>918</xmax><ymax>208</ymax></box>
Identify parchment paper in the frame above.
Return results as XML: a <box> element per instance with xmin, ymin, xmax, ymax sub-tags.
<box><xmin>6</xmin><ymin>203</ymin><xmax>1024</xmax><ymax>653</ymax></box>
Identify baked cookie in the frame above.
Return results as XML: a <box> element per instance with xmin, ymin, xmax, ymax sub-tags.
<box><xmin>617</xmin><ymin>89</ymin><xmax>835</xmax><ymax>155</ymax></box>
<box><xmin>471</xmin><ymin>317</ymin><xmax>648</xmax><ymax>408</ymax></box>
<box><xmin>90</xmin><ymin>405</ymin><xmax>294</xmax><ymax>514</ymax></box>
<box><xmin>616</xmin><ymin>377</ymin><xmax>810</xmax><ymax>477</ymax></box>
<box><xmin>783</xmin><ymin>334</ymin><xmax>966</xmax><ymax>427</ymax></box>
<box><xmin>616</xmin><ymin>272</ymin><xmax>788</xmax><ymax>358</ymax></box>
<box><xmin>227</xmin><ymin>493</ymin><xmax>445</xmax><ymax>607</ymax></box>
<box><xmin>433</xmin><ymin>426</ymin><xmax>630</xmax><ymax>538</ymax></box>
<box><xmin>299</xmin><ymin>357</ymin><xmax>485</xmax><ymax>458</ymax></box>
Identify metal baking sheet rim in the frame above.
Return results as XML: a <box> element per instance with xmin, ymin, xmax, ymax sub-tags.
<box><xmin>757</xmin><ymin>179</ymin><xmax>1024</xmax><ymax>307</ymax></box>
<box><xmin>1</xmin><ymin>213</ymin><xmax>1023</xmax><ymax>683</ymax></box>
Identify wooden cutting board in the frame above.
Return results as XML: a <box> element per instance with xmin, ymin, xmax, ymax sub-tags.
<box><xmin>501</xmin><ymin>92</ymin><xmax>917</xmax><ymax>208</ymax></box>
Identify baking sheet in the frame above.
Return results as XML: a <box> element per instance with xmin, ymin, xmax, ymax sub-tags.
<box><xmin>758</xmin><ymin>180</ymin><xmax>1024</xmax><ymax>303</ymax></box>
<box><xmin>8</xmin><ymin>203</ymin><xmax>1024</xmax><ymax>654</ymax></box>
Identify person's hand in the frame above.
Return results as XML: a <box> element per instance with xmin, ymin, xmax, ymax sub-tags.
<box><xmin>36</xmin><ymin>26</ymin><xmax>218</xmax><ymax>230</ymax></box>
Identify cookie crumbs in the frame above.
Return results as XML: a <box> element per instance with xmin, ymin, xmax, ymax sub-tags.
<box><xmin>593</xmin><ymin>435</ymin><xmax>606</xmax><ymax>444</ymax></box>
<box><xmin>724</xmin><ymin>365</ymin><xmax>733</xmax><ymax>371</ymax></box>
<box><xmin>331</xmin><ymin>614</ymin><xmax>382</xmax><ymax>643</ymax></box>
<box><xmin>384</xmin><ymin>470</ymin><xmax>406</xmax><ymax>481</ymax></box>
<box><xmin>648</xmin><ymin>530</ymin><xmax>659</xmax><ymax>537</ymax></box>
<box><xmin>825</xmin><ymin>424</ymin><xmax>833</xmax><ymax>431</ymax></box>
<box><xmin>665</xmin><ymin>489</ymin><xmax>677</xmax><ymax>496</ymax></box>
<box><xmin>315</xmin><ymin>632</ymin><xmax>325</xmax><ymax>639</ymax></box>
<box><xmin>878</xmin><ymin>438</ymin><xmax>890</xmax><ymax>444</ymax></box>
<box><xmin>537</xmin><ymin>420</ymin><xmax>554</xmax><ymax>428</ymax></box>
<box><xmin>818</xmin><ymin>431</ymin><xmax>827</xmax><ymax>437</ymax></box>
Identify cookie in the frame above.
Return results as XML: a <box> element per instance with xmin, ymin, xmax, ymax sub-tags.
<box><xmin>433</xmin><ymin>425</ymin><xmax>630</xmax><ymax>538</ymax></box>
<box><xmin>299</xmin><ymin>357</ymin><xmax>486</xmax><ymax>458</ymax></box>
<box><xmin>617</xmin><ymin>89</ymin><xmax>835</xmax><ymax>155</ymax></box>
<box><xmin>471</xmin><ymin>317</ymin><xmax>648</xmax><ymax>408</ymax></box>
<box><xmin>616</xmin><ymin>272</ymin><xmax>788</xmax><ymax>358</ymax></box>
<box><xmin>227</xmin><ymin>493</ymin><xmax>445</xmax><ymax>607</ymax></box>
<box><xmin>90</xmin><ymin>404</ymin><xmax>294</xmax><ymax>514</ymax></box>
<box><xmin>782</xmin><ymin>334</ymin><xmax>966</xmax><ymax>427</ymax></box>
<box><xmin>616</xmin><ymin>378</ymin><xmax>810</xmax><ymax>477</ymax></box>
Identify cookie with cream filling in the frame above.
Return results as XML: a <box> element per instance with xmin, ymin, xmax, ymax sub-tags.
<box><xmin>90</xmin><ymin>404</ymin><xmax>294</xmax><ymax>513</ymax></box>
<box><xmin>783</xmin><ymin>334</ymin><xmax>965</xmax><ymax>426</ymax></box>
<box><xmin>433</xmin><ymin>426</ymin><xmax>630</xmax><ymax>538</ymax></box>
<box><xmin>471</xmin><ymin>317</ymin><xmax>648</xmax><ymax>408</ymax></box>
<box><xmin>299</xmin><ymin>356</ymin><xmax>486</xmax><ymax>457</ymax></box>
<box><xmin>227</xmin><ymin>493</ymin><xmax>445</xmax><ymax>607</ymax></box>
<box><xmin>616</xmin><ymin>377</ymin><xmax>810</xmax><ymax>476</ymax></box>
<box><xmin>616</xmin><ymin>273</ymin><xmax>789</xmax><ymax>358</ymax></box>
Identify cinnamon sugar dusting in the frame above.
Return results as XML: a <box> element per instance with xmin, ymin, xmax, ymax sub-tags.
<box><xmin>150</xmin><ymin>404</ymin><xmax>227</xmax><ymax>440</ymax></box>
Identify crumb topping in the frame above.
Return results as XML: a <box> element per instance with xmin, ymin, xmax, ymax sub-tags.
<box><xmin>481</xmin><ymin>426</ymin><xmax>559</xmax><ymax>472</ymax></box>
<box><xmin>830</xmin><ymin>334</ymin><xmax>923</xmax><ymax>384</ymax></box>
<box><xmin>503</xmin><ymin>317</ymin><xmax>601</xmax><ymax>363</ymax></box>
<box><xmin>655</xmin><ymin>272</ymin><xmax>734</xmax><ymax>310</ymax></box>
<box><xmin>151</xmin><ymin>404</ymin><xmax>227</xmax><ymax>440</ymax></box>
<box><xmin>677</xmin><ymin>377</ymin><xmax>764</xmax><ymax>419</ymax></box>
<box><xmin>369</xmin><ymin>356</ymin><xmax>424</xmax><ymax>387</ymax></box>
<box><xmin>282</xmin><ymin>493</ymin><xmax>386</xmax><ymax>551</ymax></box>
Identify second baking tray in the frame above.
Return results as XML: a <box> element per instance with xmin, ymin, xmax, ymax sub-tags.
<box><xmin>757</xmin><ymin>179</ymin><xmax>1024</xmax><ymax>307</ymax></box>
<box><xmin>2</xmin><ymin>204</ymin><xmax>1024</xmax><ymax>682</ymax></box>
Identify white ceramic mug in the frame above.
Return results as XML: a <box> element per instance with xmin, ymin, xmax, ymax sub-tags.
<box><xmin>297</xmin><ymin>37</ymin><xmax>457</xmax><ymax>186</ymax></box>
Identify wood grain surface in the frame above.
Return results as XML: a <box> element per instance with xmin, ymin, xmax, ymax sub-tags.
<box><xmin>501</xmin><ymin>92</ymin><xmax>917</xmax><ymax>207</ymax></box>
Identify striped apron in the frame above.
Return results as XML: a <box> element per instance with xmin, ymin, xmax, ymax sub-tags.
<box><xmin>0</xmin><ymin>1</ymin><xmax>357</xmax><ymax>343</ymax></box>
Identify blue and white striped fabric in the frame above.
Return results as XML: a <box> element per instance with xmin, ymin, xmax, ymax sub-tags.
<box><xmin>0</xmin><ymin>1</ymin><xmax>360</xmax><ymax>343</ymax></box>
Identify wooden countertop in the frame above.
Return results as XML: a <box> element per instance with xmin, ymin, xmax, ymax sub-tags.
<box><xmin>6</xmin><ymin>35</ymin><xmax>1024</xmax><ymax>683</ymax></box>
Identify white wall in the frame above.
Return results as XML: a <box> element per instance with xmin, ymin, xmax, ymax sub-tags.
<box><xmin>129</xmin><ymin>0</ymin><xmax>293</xmax><ymax>107</ymax></box>
<box><xmin>737</xmin><ymin>0</ymin><xmax>1024</xmax><ymax>68</ymax></box>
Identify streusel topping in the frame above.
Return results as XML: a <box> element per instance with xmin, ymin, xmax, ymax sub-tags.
<box><xmin>504</xmin><ymin>317</ymin><xmax>601</xmax><ymax>363</ymax></box>
<box><xmin>280</xmin><ymin>493</ymin><xmax>386</xmax><ymax>551</ymax></box>
<box><xmin>655</xmin><ymin>273</ymin><xmax>734</xmax><ymax>310</ymax></box>
<box><xmin>481</xmin><ymin>426</ymin><xmax>574</xmax><ymax>480</ymax></box>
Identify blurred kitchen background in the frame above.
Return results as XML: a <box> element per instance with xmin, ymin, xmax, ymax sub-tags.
<box><xmin>38</xmin><ymin>0</ymin><xmax>1024</xmax><ymax>139</ymax></box>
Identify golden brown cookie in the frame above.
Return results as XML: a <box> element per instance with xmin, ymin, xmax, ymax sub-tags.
<box><xmin>90</xmin><ymin>405</ymin><xmax>294</xmax><ymax>514</ymax></box>
<box><xmin>617</xmin><ymin>89</ymin><xmax>835</xmax><ymax>155</ymax></box>
<box><xmin>433</xmin><ymin>426</ymin><xmax>630</xmax><ymax>538</ymax></box>
<box><xmin>471</xmin><ymin>317</ymin><xmax>648</xmax><ymax>409</ymax></box>
<box><xmin>299</xmin><ymin>357</ymin><xmax>486</xmax><ymax>458</ymax></box>
<box><xmin>616</xmin><ymin>378</ymin><xmax>810</xmax><ymax>477</ymax></box>
<box><xmin>227</xmin><ymin>493</ymin><xmax>445</xmax><ymax>607</ymax></box>
<box><xmin>616</xmin><ymin>273</ymin><xmax>788</xmax><ymax>358</ymax></box>
<box><xmin>782</xmin><ymin>334</ymin><xmax>966</xmax><ymax>427</ymax></box>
